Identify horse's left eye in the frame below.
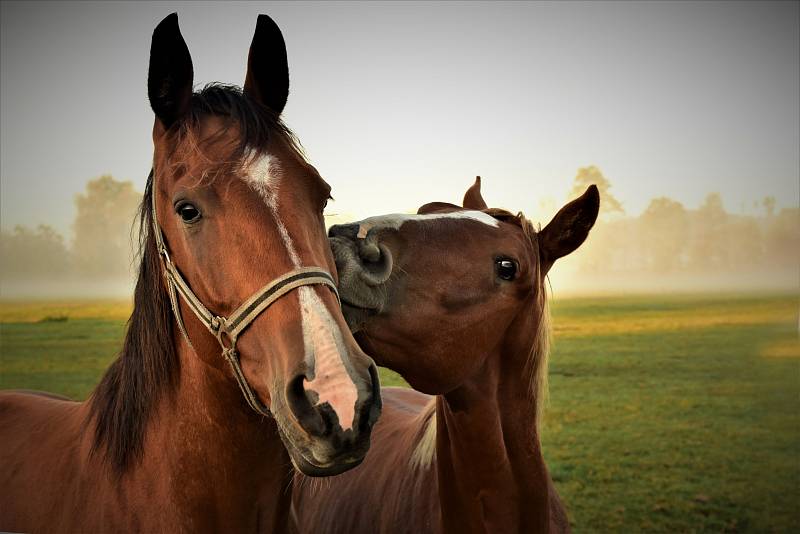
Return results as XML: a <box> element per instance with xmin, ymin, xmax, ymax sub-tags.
<box><xmin>495</xmin><ymin>258</ymin><xmax>517</xmax><ymax>281</ymax></box>
<box><xmin>177</xmin><ymin>203</ymin><xmax>201</xmax><ymax>223</ymax></box>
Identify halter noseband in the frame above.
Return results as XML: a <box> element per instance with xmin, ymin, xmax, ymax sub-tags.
<box><xmin>150</xmin><ymin>177</ymin><xmax>339</xmax><ymax>418</ymax></box>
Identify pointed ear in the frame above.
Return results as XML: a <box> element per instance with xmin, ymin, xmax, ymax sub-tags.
<box><xmin>148</xmin><ymin>13</ymin><xmax>193</xmax><ymax>130</ymax></box>
<box><xmin>244</xmin><ymin>15</ymin><xmax>289</xmax><ymax>115</ymax></box>
<box><xmin>463</xmin><ymin>176</ymin><xmax>488</xmax><ymax>210</ymax></box>
<box><xmin>539</xmin><ymin>185</ymin><xmax>600</xmax><ymax>271</ymax></box>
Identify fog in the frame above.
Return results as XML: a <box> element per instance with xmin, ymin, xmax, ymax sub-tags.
<box><xmin>2</xmin><ymin>170</ymin><xmax>796</xmax><ymax>299</ymax></box>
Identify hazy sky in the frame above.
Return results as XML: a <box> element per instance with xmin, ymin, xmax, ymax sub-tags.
<box><xmin>1</xmin><ymin>1</ymin><xmax>798</xmax><ymax>238</ymax></box>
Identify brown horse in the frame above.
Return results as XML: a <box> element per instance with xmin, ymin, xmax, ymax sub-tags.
<box><xmin>0</xmin><ymin>14</ymin><xmax>380</xmax><ymax>533</ymax></box>
<box><xmin>293</xmin><ymin>177</ymin><xmax>599</xmax><ymax>533</ymax></box>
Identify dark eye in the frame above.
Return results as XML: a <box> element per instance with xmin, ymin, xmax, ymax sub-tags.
<box><xmin>495</xmin><ymin>258</ymin><xmax>517</xmax><ymax>281</ymax></box>
<box><xmin>177</xmin><ymin>203</ymin><xmax>201</xmax><ymax>223</ymax></box>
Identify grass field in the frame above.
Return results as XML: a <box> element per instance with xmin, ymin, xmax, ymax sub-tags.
<box><xmin>1</xmin><ymin>294</ymin><xmax>798</xmax><ymax>532</ymax></box>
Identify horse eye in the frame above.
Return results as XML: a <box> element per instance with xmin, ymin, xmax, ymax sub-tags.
<box><xmin>495</xmin><ymin>258</ymin><xmax>517</xmax><ymax>281</ymax></box>
<box><xmin>177</xmin><ymin>203</ymin><xmax>201</xmax><ymax>223</ymax></box>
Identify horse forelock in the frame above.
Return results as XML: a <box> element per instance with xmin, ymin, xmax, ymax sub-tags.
<box><xmin>159</xmin><ymin>83</ymin><xmax>307</xmax><ymax>185</ymax></box>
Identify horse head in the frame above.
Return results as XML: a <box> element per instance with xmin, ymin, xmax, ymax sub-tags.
<box><xmin>147</xmin><ymin>14</ymin><xmax>381</xmax><ymax>476</ymax></box>
<box><xmin>329</xmin><ymin>177</ymin><xmax>598</xmax><ymax>394</ymax></box>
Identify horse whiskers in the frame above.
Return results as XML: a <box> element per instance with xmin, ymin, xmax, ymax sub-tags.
<box><xmin>295</xmin><ymin>474</ymin><xmax>321</xmax><ymax>494</ymax></box>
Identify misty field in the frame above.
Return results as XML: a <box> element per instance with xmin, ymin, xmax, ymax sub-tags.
<box><xmin>1</xmin><ymin>294</ymin><xmax>798</xmax><ymax>532</ymax></box>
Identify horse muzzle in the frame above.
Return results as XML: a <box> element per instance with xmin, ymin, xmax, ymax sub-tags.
<box><xmin>278</xmin><ymin>361</ymin><xmax>381</xmax><ymax>476</ymax></box>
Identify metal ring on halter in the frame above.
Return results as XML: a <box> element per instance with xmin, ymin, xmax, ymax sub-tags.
<box><xmin>149</xmin><ymin>172</ymin><xmax>340</xmax><ymax>418</ymax></box>
<box><xmin>158</xmin><ymin>248</ymin><xmax>171</xmax><ymax>266</ymax></box>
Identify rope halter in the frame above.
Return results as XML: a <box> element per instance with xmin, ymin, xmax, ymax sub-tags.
<box><xmin>151</xmin><ymin>180</ymin><xmax>339</xmax><ymax>417</ymax></box>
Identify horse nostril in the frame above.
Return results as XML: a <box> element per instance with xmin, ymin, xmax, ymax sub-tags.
<box><xmin>359</xmin><ymin>242</ymin><xmax>382</xmax><ymax>263</ymax></box>
<box><xmin>286</xmin><ymin>374</ymin><xmax>329</xmax><ymax>437</ymax></box>
<box><xmin>354</xmin><ymin>241</ymin><xmax>393</xmax><ymax>287</ymax></box>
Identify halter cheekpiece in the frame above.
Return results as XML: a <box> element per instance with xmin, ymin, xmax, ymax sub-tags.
<box><xmin>150</xmin><ymin>175</ymin><xmax>340</xmax><ymax>417</ymax></box>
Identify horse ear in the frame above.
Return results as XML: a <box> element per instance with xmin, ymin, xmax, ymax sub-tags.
<box><xmin>244</xmin><ymin>15</ymin><xmax>289</xmax><ymax>115</ymax></box>
<box><xmin>539</xmin><ymin>185</ymin><xmax>600</xmax><ymax>270</ymax></box>
<box><xmin>148</xmin><ymin>13</ymin><xmax>194</xmax><ymax>130</ymax></box>
<box><xmin>462</xmin><ymin>176</ymin><xmax>488</xmax><ymax>210</ymax></box>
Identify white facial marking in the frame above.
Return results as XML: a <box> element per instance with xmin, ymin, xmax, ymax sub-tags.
<box><xmin>299</xmin><ymin>287</ymin><xmax>358</xmax><ymax>431</ymax></box>
<box><xmin>356</xmin><ymin>210</ymin><xmax>499</xmax><ymax>238</ymax></box>
<box><xmin>244</xmin><ymin>153</ymin><xmax>301</xmax><ymax>266</ymax></box>
<box><xmin>244</xmin><ymin>153</ymin><xmax>359</xmax><ymax>431</ymax></box>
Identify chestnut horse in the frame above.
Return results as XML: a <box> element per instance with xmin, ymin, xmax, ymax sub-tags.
<box><xmin>0</xmin><ymin>14</ymin><xmax>380</xmax><ymax>533</ymax></box>
<box><xmin>293</xmin><ymin>178</ymin><xmax>599</xmax><ymax>533</ymax></box>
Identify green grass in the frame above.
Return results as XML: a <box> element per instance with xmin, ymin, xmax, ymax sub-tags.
<box><xmin>544</xmin><ymin>294</ymin><xmax>799</xmax><ymax>533</ymax></box>
<box><xmin>1</xmin><ymin>294</ymin><xmax>798</xmax><ymax>532</ymax></box>
<box><xmin>0</xmin><ymin>318</ymin><xmax>127</xmax><ymax>399</ymax></box>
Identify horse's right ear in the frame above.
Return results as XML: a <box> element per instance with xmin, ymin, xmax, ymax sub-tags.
<box><xmin>148</xmin><ymin>13</ymin><xmax>193</xmax><ymax>130</ymax></box>
<box><xmin>244</xmin><ymin>14</ymin><xmax>289</xmax><ymax>115</ymax></box>
<box><xmin>539</xmin><ymin>185</ymin><xmax>600</xmax><ymax>271</ymax></box>
<box><xmin>463</xmin><ymin>176</ymin><xmax>488</xmax><ymax>210</ymax></box>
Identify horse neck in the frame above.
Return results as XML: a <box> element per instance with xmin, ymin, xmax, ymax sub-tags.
<box><xmin>435</xmin><ymin>314</ymin><xmax>550</xmax><ymax>533</ymax></box>
<box><xmin>142</xmin><ymin>331</ymin><xmax>293</xmax><ymax>529</ymax></box>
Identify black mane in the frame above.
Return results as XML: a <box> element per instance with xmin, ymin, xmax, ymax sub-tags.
<box><xmin>88</xmin><ymin>173</ymin><xmax>178</xmax><ymax>474</ymax></box>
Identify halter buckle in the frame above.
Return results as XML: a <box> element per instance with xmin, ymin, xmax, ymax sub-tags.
<box><xmin>211</xmin><ymin>316</ymin><xmax>235</xmax><ymax>352</ymax></box>
<box><xmin>158</xmin><ymin>247</ymin><xmax>171</xmax><ymax>266</ymax></box>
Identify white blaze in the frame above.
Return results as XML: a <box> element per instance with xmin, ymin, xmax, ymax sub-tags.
<box><xmin>245</xmin><ymin>154</ymin><xmax>301</xmax><ymax>265</ymax></box>
<box><xmin>356</xmin><ymin>210</ymin><xmax>499</xmax><ymax>238</ymax></box>
<box><xmin>297</xmin><ymin>287</ymin><xmax>358</xmax><ymax>431</ymax></box>
<box><xmin>244</xmin><ymin>153</ymin><xmax>359</xmax><ymax>431</ymax></box>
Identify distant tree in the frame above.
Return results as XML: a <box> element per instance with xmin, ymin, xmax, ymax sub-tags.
<box><xmin>640</xmin><ymin>197</ymin><xmax>688</xmax><ymax>272</ymax></box>
<box><xmin>764</xmin><ymin>207</ymin><xmax>800</xmax><ymax>271</ymax></box>
<box><xmin>0</xmin><ymin>225</ymin><xmax>71</xmax><ymax>278</ymax></box>
<box><xmin>726</xmin><ymin>215</ymin><xmax>763</xmax><ymax>269</ymax></box>
<box><xmin>700</xmin><ymin>192</ymin><xmax>726</xmax><ymax>221</ymax></box>
<box><xmin>569</xmin><ymin>166</ymin><xmax>624</xmax><ymax>217</ymax></box>
<box><xmin>72</xmin><ymin>175</ymin><xmax>141</xmax><ymax>278</ymax></box>
<box><xmin>687</xmin><ymin>193</ymin><xmax>729</xmax><ymax>271</ymax></box>
<box><xmin>576</xmin><ymin>216</ymin><xmax>641</xmax><ymax>274</ymax></box>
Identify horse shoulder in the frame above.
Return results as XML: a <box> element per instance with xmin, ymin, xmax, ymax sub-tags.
<box><xmin>0</xmin><ymin>390</ymin><xmax>94</xmax><ymax>531</ymax></box>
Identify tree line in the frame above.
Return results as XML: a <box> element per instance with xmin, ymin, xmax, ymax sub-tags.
<box><xmin>1</xmin><ymin>175</ymin><xmax>140</xmax><ymax>287</ymax></box>
<box><xmin>565</xmin><ymin>166</ymin><xmax>799</xmax><ymax>291</ymax></box>
<box><xmin>1</xmin><ymin>170</ymin><xmax>798</xmax><ymax>296</ymax></box>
